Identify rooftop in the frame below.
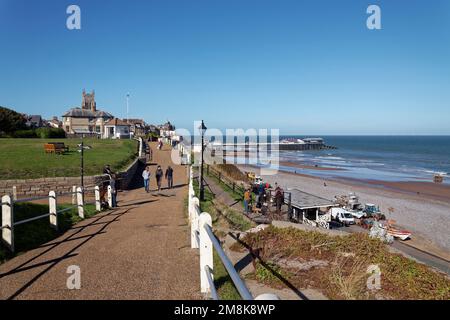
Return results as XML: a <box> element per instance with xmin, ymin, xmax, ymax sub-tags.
<box><xmin>287</xmin><ymin>188</ymin><xmax>335</xmax><ymax>210</ymax></box>
<box><xmin>62</xmin><ymin>107</ymin><xmax>114</xmax><ymax>119</ymax></box>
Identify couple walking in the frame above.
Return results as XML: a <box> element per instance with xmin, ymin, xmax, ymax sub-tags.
<box><xmin>142</xmin><ymin>165</ymin><xmax>174</xmax><ymax>192</ymax></box>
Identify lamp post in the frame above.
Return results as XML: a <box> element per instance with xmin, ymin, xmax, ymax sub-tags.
<box><xmin>199</xmin><ymin>120</ymin><xmax>207</xmax><ymax>201</ymax></box>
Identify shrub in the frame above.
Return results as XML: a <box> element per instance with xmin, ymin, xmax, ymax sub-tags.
<box><xmin>35</xmin><ymin>127</ymin><xmax>66</xmax><ymax>139</ymax></box>
<box><xmin>12</xmin><ymin>129</ymin><xmax>37</xmax><ymax>138</ymax></box>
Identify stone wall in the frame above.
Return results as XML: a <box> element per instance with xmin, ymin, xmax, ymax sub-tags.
<box><xmin>0</xmin><ymin>156</ymin><xmax>146</xmax><ymax>197</ymax></box>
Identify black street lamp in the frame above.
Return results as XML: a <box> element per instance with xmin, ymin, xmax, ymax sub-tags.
<box><xmin>199</xmin><ymin>120</ymin><xmax>207</xmax><ymax>201</ymax></box>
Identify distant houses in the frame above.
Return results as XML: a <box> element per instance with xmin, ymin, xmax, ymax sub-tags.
<box><xmin>62</xmin><ymin>90</ymin><xmax>115</xmax><ymax>137</ymax></box>
<box><xmin>2</xmin><ymin>90</ymin><xmax>168</xmax><ymax>140</ymax></box>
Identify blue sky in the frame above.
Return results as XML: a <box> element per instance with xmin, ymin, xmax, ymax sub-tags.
<box><xmin>0</xmin><ymin>0</ymin><xmax>449</xmax><ymax>135</ymax></box>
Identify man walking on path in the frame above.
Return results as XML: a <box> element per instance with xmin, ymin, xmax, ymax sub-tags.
<box><xmin>155</xmin><ymin>165</ymin><xmax>163</xmax><ymax>191</ymax></box>
<box><xmin>165</xmin><ymin>166</ymin><xmax>174</xmax><ymax>189</ymax></box>
<box><xmin>142</xmin><ymin>166</ymin><xmax>151</xmax><ymax>192</ymax></box>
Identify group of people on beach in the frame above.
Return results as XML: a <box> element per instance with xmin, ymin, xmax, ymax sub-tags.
<box><xmin>243</xmin><ymin>181</ymin><xmax>284</xmax><ymax>215</ymax></box>
<box><xmin>142</xmin><ymin>165</ymin><xmax>174</xmax><ymax>192</ymax></box>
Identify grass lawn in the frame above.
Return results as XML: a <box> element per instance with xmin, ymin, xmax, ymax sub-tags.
<box><xmin>0</xmin><ymin>202</ymin><xmax>97</xmax><ymax>264</ymax></box>
<box><xmin>0</xmin><ymin>138</ymin><xmax>137</xmax><ymax>180</ymax></box>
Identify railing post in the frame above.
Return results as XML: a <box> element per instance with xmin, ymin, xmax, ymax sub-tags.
<box><xmin>199</xmin><ymin>212</ymin><xmax>213</xmax><ymax>294</ymax></box>
<box><xmin>95</xmin><ymin>186</ymin><xmax>101</xmax><ymax>211</ymax></box>
<box><xmin>12</xmin><ymin>186</ymin><xmax>17</xmax><ymax>201</ymax></box>
<box><xmin>72</xmin><ymin>185</ymin><xmax>77</xmax><ymax>205</ymax></box>
<box><xmin>107</xmin><ymin>185</ymin><xmax>113</xmax><ymax>208</ymax></box>
<box><xmin>49</xmin><ymin>191</ymin><xmax>58</xmax><ymax>230</ymax></box>
<box><xmin>76</xmin><ymin>187</ymin><xmax>84</xmax><ymax>219</ymax></box>
<box><xmin>1</xmin><ymin>195</ymin><xmax>14</xmax><ymax>252</ymax></box>
<box><xmin>191</xmin><ymin>197</ymin><xmax>200</xmax><ymax>249</ymax></box>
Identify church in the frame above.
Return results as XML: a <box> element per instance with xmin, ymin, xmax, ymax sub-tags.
<box><xmin>62</xmin><ymin>90</ymin><xmax>115</xmax><ymax>137</ymax></box>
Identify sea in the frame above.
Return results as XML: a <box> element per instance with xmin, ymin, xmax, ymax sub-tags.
<box><xmin>276</xmin><ymin>136</ymin><xmax>450</xmax><ymax>184</ymax></box>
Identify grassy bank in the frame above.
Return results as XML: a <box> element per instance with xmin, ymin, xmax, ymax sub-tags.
<box><xmin>192</xmin><ymin>174</ymin><xmax>253</xmax><ymax>300</ymax></box>
<box><xmin>0</xmin><ymin>202</ymin><xmax>97</xmax><ymax>263</ymax></box>
<box><xmin>0</xmin><ymin>138</ymin><xmax>137</xmax><ymax>180</ymax></box>
<box><xmin>233</xmin><ymin>225</ymin><xmax>450</xmax><ymax>300</ymax></box>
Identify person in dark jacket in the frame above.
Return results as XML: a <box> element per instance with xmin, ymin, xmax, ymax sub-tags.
<box><xmin>155</xmin><ymin>166</ymin><xmax>163</xmax><ymax>191</ymax></box>
<box><xmin>165</xmin><ymin>166</ymin><xmax>174</xmax><ymax>189</ymax></box>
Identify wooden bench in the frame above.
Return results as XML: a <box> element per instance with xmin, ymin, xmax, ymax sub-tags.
<box><xmin>51</xmin><ymin>142</ymin><xmax>69</xmax><ymax>152</ymax></box>
<box><xmin>44</xmin><ymin>143</ymin><xmax>66</xmax><ymax>154</ymax></box>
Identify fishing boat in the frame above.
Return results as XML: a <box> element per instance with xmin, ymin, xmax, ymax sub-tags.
<box><xmin>382</xmin><ymin>220</ymin><xmax>412</xmax><ymax>240</ymax></box>
<box><xmin>386</xmin><ymin>227</ymin><xmax>412</xmax><ymax>241</ymax></box>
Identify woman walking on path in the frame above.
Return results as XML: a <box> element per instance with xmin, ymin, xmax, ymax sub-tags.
<box><xmin>142</xmin><ymin>166</ymin><xmax>151</xmax><ymax>193</ymax></box>
<box><xmin>155</xmin><ymin>166</ymin><xmax>164</xmax><ymax>191</ymax></box>
<box><xmin>165</xmin><ymin>166</ymin><xmax>174</xmax><ymax>189</ymax></box>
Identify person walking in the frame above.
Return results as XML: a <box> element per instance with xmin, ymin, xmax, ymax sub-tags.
<box><xmin>165</xmin><ymin>166</ymin><xmax>174</xmax><ymax>189</ymax></box>
<box><xmin>142</xmin><ymin>166</ymin><xmax>151</xmax><ymax>193</ymax></box>
<box><xmin>243</xmin><ymin>189</ymin><xmax>251</xmax><ymax>215</ymax></box>
<box><xmin>155</xmin><ymin>165</ymin><xmax>163</xmax><ymax>191</ymax></box>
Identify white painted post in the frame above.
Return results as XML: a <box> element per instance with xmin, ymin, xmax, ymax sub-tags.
<box><xmin>1</xmin><ymin>195</ymin><xmax>14</xmax><ymax>252</ymax></box>
<box><xmin>72</xmin><ymin>185</ymin><xmax>77</xmax><ymax>205</ymax></box>
<box><xmin>49</xmin><ymin>191</ymin><xmax>58</xmax><ymax>229</ymax></box>
<box><xmin>95</xmin><ymin>186</ymin><xmax>101</xmax><ymax>211</ymax></box>
<box><xmin>76</xmin><ymin>187</ymin><xmax>84</xmax><ymax>219</ymax></box>
<box><xmin>199</xmin><ymin>212</ymin><xmax>213</xmax><ymax>294</ymax></box>
<box><xmin>12</xmin><ymin>186</ymin><xmax>17</xmax><ymax>201</ymax></box>
<box><xmin>107</xmin><ymin>185</ymin><xmax>112</xmax><ymax>208</ymax></box>
<box><xmin>191</xmin><ymin>197</ymin><xmax>200</xmax><ymax>249</ymax></box>
<box><xmin>255</xmin><ymin>293</ymin><xmax>281</xmax><ymax>300</ymax></box>
<box><xmin>138</xmin><ymin>137</ymin><xmax>143</xmax><ymax>157</ymax></box>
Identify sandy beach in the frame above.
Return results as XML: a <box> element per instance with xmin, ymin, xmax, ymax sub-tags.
<box><xmin>238</xmin><ymin>164</ymin><xmax>450</xmax><ymax>257</ymax></box>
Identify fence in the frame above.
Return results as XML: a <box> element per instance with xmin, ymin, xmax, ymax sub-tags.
<box><xmin>187</xmin><ymin>165</ymin><xmax>279</xmax><ymax>300</ymax></box>
<box><xmin>206</xmin><ymin>165</ymin><xmax>245</xmax><ymax>195</ymax></box>
<box><xmin>1</xmin><ymin>183</ymin><xmax>114</xmax><ymax>253</ymax></box>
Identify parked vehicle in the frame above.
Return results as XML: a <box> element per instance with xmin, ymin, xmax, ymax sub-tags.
<box><xmin>330</xmin><ymin>207</ymin><xmax>355</xmax><ymax>226</ymax></box>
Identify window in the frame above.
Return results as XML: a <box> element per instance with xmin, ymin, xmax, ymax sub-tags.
<box><xmin>96</xmin><ymin>126</ymin><xmax>101</xmax><ymax>133</ymax></box>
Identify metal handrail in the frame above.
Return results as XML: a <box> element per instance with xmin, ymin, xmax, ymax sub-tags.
<box><xmin>56</xmin><ymin>205</ymin><xmax>77</xmax><ymax>214</ymax></box>
<box><xmin>14</xmin><ymin>212</ymin><xmax>51</xmax><ymax>226</ymax></box>
<box><xmin>204</xmin><ymin>224</ymin><xmax>253</xmax><ymax>300</ymax></box>
<box><xmin>14</xmin><ymin>195</ymin><xmax>50</xmax><ymax>203</ymax></box>
<box><xmin>205</xmin><ymin>266</ymin><xmax>219</xmax><ymax>300</ymax></box>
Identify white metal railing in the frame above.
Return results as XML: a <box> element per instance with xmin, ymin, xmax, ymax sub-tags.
<box><xmin>1</xmin><ymin>183</ymin><xmax>112</xmax><ymax>253</ymax></box>
<box><xmin>187</xmin><ymin>165</ymin><xmax>279</xmax><ymax>300</ymax></box>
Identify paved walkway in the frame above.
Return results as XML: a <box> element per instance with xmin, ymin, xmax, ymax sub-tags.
<box><xmin>0</xmin><ymin>143</ymin><xmax>201</xmax><ymax>300</ymax></box>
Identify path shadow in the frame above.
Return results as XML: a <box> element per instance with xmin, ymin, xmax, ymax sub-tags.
<box><xmin>229</xmin><ymin>232</ymin><xmax>309</xmax><ymax>300</ymax></box>
<box><xmin>1</xmin><ymin>208</ymin><xmax>132</xmax><ymax>300</ymax></box>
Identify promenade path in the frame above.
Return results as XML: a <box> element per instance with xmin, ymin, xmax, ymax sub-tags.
<box><xmin>0</xmin><ymin>143</ymin><xmax>201</xmax><ymax>300</ymax></box>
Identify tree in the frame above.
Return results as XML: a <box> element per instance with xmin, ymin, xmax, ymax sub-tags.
<box><xmin>0</xmin><ymin>106</ymin><xmax>27</xmax><ymax>134</ymax></box>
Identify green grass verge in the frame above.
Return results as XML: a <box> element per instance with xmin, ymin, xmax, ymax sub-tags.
<box><xmin>192</xmin><ymin>173</ymin><xmax>242</xmax><ymax>300</ymax></box>
<box><xmin>0</xmin><ymin>138</ymin><xmax>137</xmax><ymax>179</ymax></box>
<box><xmin>0</xmin><ymin>202</ymin><xmax>97</xmax><ymax>264</ymax></box>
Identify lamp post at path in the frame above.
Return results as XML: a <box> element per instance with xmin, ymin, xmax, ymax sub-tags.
<box><xmin>199</xmin><ymin>120</ymin><xmax>207</xmax><ymax>201</ymax></box>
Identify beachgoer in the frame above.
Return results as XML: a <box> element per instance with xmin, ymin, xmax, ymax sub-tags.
<box><xmin>142</xmin><ymin>166</ymin><xmax>151</xmax><ymax>192</ymax></box>
<box><xmin>244</xmin><ymin>189</ymin><xmax>251</xmax><ymax>214</ymax></box>
<box><xmin>275</xmin><ymin>185</ymin><xmax>284</xmax><ymax>212</ymax></box>
<box><xmin>258</xmin><ymin>182</ymin><xmax>265</xmax><ymax>207</ymax></box>
<box><xmin>165</xmin><ymin>166</ymin><xmax>174</xmax><ymax>189</ymax></box>
<box><xmin>155</xmin><ymin>166</ymin><xmax>164</xmax><ymax>191</ymax></box>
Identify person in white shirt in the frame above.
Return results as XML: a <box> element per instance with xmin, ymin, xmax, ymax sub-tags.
<box><xmin>142</xmin><ymin>166</ymin><xmax>151</xmax><ymax>193</ymax></box>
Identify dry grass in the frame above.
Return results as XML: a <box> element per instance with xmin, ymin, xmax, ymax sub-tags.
<box><xmin>233</xmin><ymin>225</ymin><xmax>450</xmax><ymax>300</ymax></box>
<box><xmin>215</xmin><ymin>164</ymin><xmax>248</xmax><ymax>182</ymax></box>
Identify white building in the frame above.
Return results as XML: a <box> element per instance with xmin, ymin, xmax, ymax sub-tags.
<box><xmin>103</xmin><ymin>118</ymin><xmax>131</xmax><ymax>139</ymax></box>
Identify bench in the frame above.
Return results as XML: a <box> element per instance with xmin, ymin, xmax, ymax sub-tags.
<box><xmin>44</xmin><ymin>143</ymin><xmax>67</xmax><ymax>154</ymax></box>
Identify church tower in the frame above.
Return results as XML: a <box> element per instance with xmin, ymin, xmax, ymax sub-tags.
<box><xmin>82</xmin><ymin>89</ymin><xmax>97</xmax><ymax>112</ymax></box>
